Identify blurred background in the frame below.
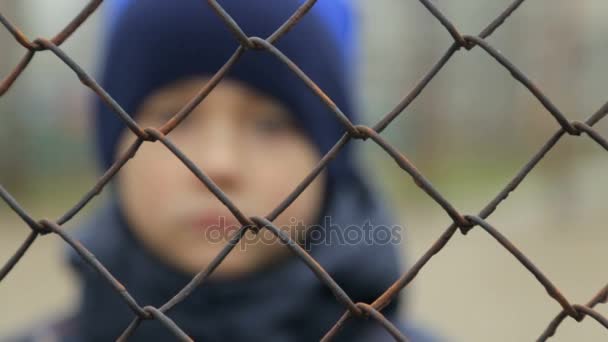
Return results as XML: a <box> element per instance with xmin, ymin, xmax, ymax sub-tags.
<box><xmin>1</xmin><ymin>0</ymin><xmax>607</xmax><ymax>341</ymax></box>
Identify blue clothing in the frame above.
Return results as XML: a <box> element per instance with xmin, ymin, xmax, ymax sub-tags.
<box><xmin>104</xmin><ymin>0</ymin><xmax>358</xmax><ymax>65</ymax></box>
<box><xmin>63</xmin><ymin>179</ymin><xmax>410</xmax><ymax>341</ymax></box>
<box><xmin>8</xmin><ymin>181</ymin><xmax>440</xmax><ymax>341</ymax></box>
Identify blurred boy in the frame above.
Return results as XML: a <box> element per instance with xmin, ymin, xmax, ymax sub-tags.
<box><xmin>15</xmin><ymin>1</ymin><xmax>439</xmax><ymax>341</ymax></box>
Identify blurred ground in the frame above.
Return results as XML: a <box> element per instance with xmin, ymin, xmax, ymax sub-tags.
<box><xmin>399</xmin><ymin>155</ymin><xmax>608</xmax><ymax>341</ymax></box>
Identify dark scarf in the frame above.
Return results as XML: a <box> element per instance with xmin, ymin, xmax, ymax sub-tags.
<box><xmin>67</xmin><ymin>175</ymin><xmax>406</xmax><ymax>341</ymax></box>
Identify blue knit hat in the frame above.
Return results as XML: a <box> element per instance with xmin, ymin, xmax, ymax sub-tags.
<box><xmin>94</xmin><ymin>0</ymin><xmax>359</xmax><ymax>198</ymax></box>
<box><xmin>104</xmin><ymin>0</ymin><xmax>358</xmax><ymax>66</ymax></box>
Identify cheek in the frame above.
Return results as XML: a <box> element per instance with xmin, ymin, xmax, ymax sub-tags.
<box><xmin>278</xmin><ymin>171</ymin><xmax>324</xmax><ymax>228</ymax></box>
<box><xmin>117</xmin><ymin>142</ymin><xmax>185</xmax><ymax>235</ymax></box>
<box><xmin>245</xmin><ymin>137</ymin><xmax>325</xmax><ymax>225</ymax></box>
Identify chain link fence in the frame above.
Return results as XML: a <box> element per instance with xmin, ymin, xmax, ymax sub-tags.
<box><xmin>1</xmin><ymin>0</ymin><xmax>607</xmax><ymax>340</ymax></box>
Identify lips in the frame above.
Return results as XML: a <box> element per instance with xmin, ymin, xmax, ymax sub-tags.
<box><xmin>191</xmin><ymin>212</ymin><xmax>241</xmax><ymax>234</ymax></box>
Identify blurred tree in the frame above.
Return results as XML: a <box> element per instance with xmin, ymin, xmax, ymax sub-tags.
<box><xmin>536</xmin><ymin>1</ymin><xmax>585</xmax><ymax>226</ymax></box>
<box><xmin>0</xmin><ymin>1</ymin><xmax>27</xmax><ymax>196</ymax></box>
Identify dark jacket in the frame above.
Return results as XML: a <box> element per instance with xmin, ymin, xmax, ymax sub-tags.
<box><xmin>7</xmin><ymin>176</ymin><xmax>441</xmax><ymax>342</ymax></box>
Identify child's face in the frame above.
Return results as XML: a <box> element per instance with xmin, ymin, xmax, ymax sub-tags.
<box><xmin>114</xmin><ymin>77</ymin><xmax>325</xmax><ymax>276</ymax></box>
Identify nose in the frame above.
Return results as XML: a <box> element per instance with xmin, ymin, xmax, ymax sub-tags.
<box><xmin>189</xmin><ymin>116</ymin><xmax>240</xmax><ymax>193</ymax></box>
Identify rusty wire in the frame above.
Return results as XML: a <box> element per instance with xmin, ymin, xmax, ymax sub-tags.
<box><xmin>1</xmin><ymin>0</ymin><xmax>608</xmax><ymax>341</ymax></box>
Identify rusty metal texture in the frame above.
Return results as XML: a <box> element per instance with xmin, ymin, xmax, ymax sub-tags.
<box><xmin>1</xmin><ymin>0</ymin><xmax>608</xmax><ymax>341</ymax></box>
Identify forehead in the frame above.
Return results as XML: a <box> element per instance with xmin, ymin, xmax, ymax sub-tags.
<box><xmin>140</xmin><ymin>77</ymin><xmax>279</xmax><ymax>110</ymax></box>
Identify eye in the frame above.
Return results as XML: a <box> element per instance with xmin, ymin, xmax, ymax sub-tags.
<box><xmin>144</xmin><ymin>111</ymin><xmax>174</xmax><ymax>125</ymax></box>
<box><xmin>252</xmin><ymin>115</ymin><xmax>295</xmax><ymax>134</ymax></box>
<box><xmin>160</xmin><ymin>111</ymin><xmax>176</xmax><ymax>122</ymax></box>
<box><xmin>159</xmin><ymin>111</ymin><xmax>193</xmax><ymax>130</ymax></box>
